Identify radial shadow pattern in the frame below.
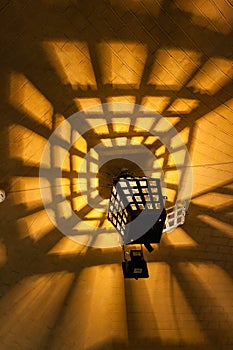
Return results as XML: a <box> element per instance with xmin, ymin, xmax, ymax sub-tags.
<box><xmin>0</xmin><ymin>0</ymin><xmax>233</xmax><ymax>349</ymax></box>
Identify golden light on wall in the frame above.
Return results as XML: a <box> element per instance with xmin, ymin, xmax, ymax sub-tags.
<box><xmin>45</xmin><ymin>265</ymin><xmax>128</xmax><ymax>349</ymax></box>
<box><xmin>189</xmin><ymin>57</ymin><xmax>233</xmax><ymax>95</ymax></box>
<box><xmin>1</xmin><ymin>2</ymin><xmax>233</xmax><ymax>348</ymax></box>
<box><xmin>168</xmin><ymin>98</ymin><xmax>200</xmax><ymax>114</ymax></box>
<box><xmin>42</xmin><ymin>41</ymin><xmax>98</xmax><ymax>88</ymax></box>
<box><xmin>148</xmin><ymin>49</ymin><xmax>202</xmax><ymax>90</ymax></box>
<box><xmin>163</xmin><ymin>227</ymin><xmax>198</xmax><ymax>247</ymax></box>
<box><xmin>9</xmin><ymin>72</ymin><xmax>53</xmax><ymax>129</ymax></box>
<box><xmin>98</xmin><ymin>42</ymin><xmax>147</xmax><ymax>87</ymax></box>
<box><xmin>141</xmin><ymin>96</ymin><xmax>170</xmax><ymax>114</ymax></box>
<box><xmin>107</xmin><ymin>96</ymin><xmax>136</xmax><ymax>107</ymax></box>
<box><xmin>38</xmin><ymin>100</ymin><xmax>194</xmax><ymax>254</ymax></box>
<box><xmin>0</xmin><ymin>273</ymin><xmax>74</xmax><ymax>349</ymax></box>
<box><xmin>175</xmin><ymin>0</ymin><xmax>233</xmax><ymax>34</ymax></box>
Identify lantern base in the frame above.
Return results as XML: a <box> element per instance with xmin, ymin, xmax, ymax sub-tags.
<box><xmin>122</xmin><ymin>249</ymin><xmax>149</xmax><ymax>279</ymax></box>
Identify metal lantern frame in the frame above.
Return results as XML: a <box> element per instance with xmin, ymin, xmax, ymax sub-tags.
<box><xmin>107</xmin><ymin>176</ymin><xmax>166</xmax><ymax>246</ymax></box>
<box><xmin>107</xmin><ymin>174</ymin><xmax>187</xmax><ymax>279</ymax></box>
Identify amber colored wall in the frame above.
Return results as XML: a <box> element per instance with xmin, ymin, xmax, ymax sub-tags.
<box><xmin>0</xmin><ymin>1</ymin><xmax>233</xmax><ymax>349</ymax></box>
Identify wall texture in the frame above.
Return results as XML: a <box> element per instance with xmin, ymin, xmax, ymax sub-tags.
<box><xmin>0</xmin><ymin>1</ymin><xmax>233</xmax><ymax>349</ymax></box>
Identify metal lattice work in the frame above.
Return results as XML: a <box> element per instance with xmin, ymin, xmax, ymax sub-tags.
<box><xmin>163</xmin><ymin>202</ymin><xmax>187</xmax><ymax>233</ymax></box>
<box><xmin>107</xmin><ymin>176</ymin><xmax>166</xmax><ymax>245</ymax></box>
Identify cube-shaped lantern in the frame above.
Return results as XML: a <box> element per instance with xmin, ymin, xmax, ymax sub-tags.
<box><xmin>107</xmin><ymin>176</ymin><xmax>167</xmax><ymax>246</ymax></box>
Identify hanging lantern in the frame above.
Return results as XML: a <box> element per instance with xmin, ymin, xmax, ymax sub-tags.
<box><xmin>107</xmin><ymin>176</ymin><xmax>167</xmax><ymax>250</ymax></box>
